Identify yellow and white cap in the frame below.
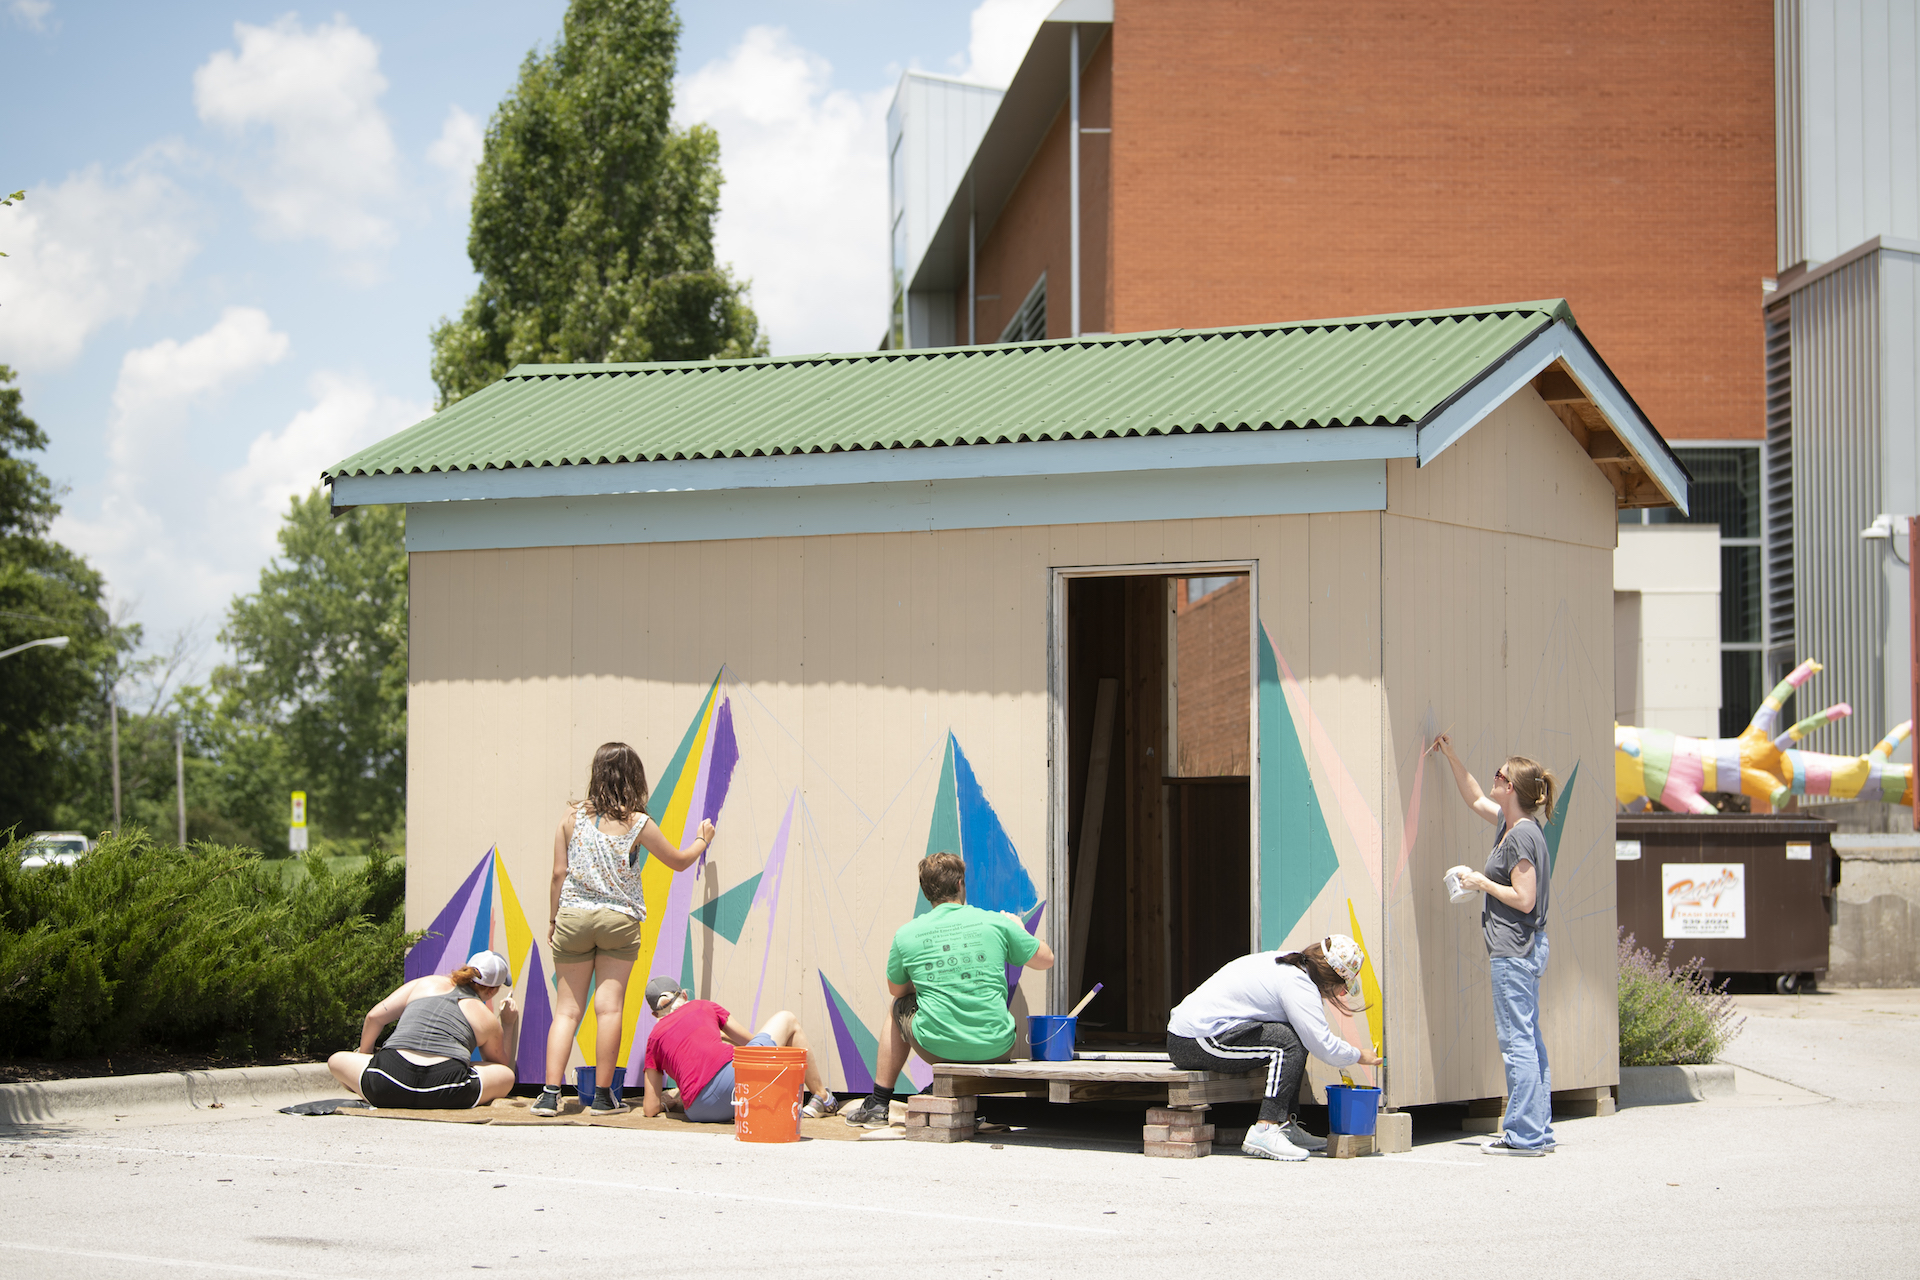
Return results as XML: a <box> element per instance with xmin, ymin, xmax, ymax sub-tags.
<box><xmin>1322</xmin><ymin>935</ymin><xmax>1365</xmax><ymax>999</ymax></box>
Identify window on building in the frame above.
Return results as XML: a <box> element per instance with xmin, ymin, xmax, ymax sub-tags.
<box><xmin>1000</xmin><ymin>272</ymin><xmax>1046</xmax><ymax>343</ymax></box>
<box><xmin>1627</xmin><ymin>445</ymin><xmax>1765</xmax><ymax>736</ymax></box>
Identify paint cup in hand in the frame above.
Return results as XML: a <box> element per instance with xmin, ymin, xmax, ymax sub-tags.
<box><xmin>1445</xmin><ymin>870</ymin><xmax>1475</xmax><ymax>904</ymax></box>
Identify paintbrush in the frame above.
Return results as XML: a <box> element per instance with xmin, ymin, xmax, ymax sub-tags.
<box><xmin>1067</xmin><ymin>983</ymin><xmax>1104</xmax><ymax>1018</ymax></box>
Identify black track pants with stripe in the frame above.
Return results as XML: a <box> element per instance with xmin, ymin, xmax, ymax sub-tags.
<box><xmin>1167</xmin><ymin>1023</ymin><xmax>1306</xmax><ymax>1124</ymax></box>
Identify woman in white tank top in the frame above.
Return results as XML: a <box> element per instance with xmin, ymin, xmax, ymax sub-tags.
<box><xmin>529</xmin><ymin>742</ymin><xmax>715</xmax><ymax>1116</ymax></box>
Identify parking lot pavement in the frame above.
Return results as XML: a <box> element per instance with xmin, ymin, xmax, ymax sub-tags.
<box><xmin>2</xmin><ymin>990</ymin><xmax>1913</xmax><ymax>1280</ymax></box>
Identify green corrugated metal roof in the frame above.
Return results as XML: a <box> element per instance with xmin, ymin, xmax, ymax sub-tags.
<box><xmin>326</xmin><ymin>300</ymin><xmax>1575</xmax><ymax>479</ymax></box>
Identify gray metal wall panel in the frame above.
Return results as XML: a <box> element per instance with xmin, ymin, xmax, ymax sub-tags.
<box><xmin>1878</xmin><ymin>249</ymin><xmax>1920</xmax><ymax>751</ymax></box>
<box><xmin>1778</xmin><ymin>0</ymin><xmax>1805</xmax><ymax>270</ymax></box>
<box><xmin>1791</xmin><ymin>251</ymin><xmax>1883</xmax><ymax>759</ymax></box>
<box><xmin>1786</xmin><ymin>0</ymin><xmax>1920</xmax><ymax>267</ymax></box>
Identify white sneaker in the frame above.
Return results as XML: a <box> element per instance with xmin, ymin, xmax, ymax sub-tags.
<box><xmin>1277</xmin><ymin>1119</ymin><xmax>1327</xmax><ymax>1152</ymax></box>
<box><xmin>1242</xmin><ymin>1122</ymin><xmax>1309</xmax><ymax>1161</ymax></box>
<box><xmin>801</xmin><ymin>1091</ymin><xmax>840</xmax><ymax>1119</ymax></box>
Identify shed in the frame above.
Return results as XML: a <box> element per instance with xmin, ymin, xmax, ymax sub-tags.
<box><xmin>326</xmin><ymin>300</ymin><xmax>1686</xmax><ymax>1108</ymax></box>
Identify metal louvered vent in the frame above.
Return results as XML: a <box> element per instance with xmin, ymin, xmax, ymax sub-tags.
<box><xmin>1763</xmin><ymin>302</ymin><xmax>1795</xmax><ymax>686</ymax></box>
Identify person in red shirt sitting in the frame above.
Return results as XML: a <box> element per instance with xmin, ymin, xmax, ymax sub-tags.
<box><xmin>640</xmin><ymin>977</ymin><xmax>838</xmax><ymax>1122</ymax></box>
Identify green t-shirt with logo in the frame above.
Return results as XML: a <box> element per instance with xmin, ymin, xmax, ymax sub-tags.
<box><xmin>886</xmin><ymin>902</ymin><xmax>1040</xmax><ymax>1061</ymax></box>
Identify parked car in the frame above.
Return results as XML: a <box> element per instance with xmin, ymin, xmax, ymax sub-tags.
<box><xmin>21</xmin><ymin>831</ymin><xmax>92</xmax><ymax>868</ymax></box>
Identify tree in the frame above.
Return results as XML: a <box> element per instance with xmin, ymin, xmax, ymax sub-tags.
<box><xmin>429</xmin><ymin>0</ymin><xmax>765</xmax><ymax>408</ymax></box>
<box><xmin>0</xmin><ymin>366</ymin><xmax>118</xmax><ymax>834</ymax></box>
<box><xmin>209</xmin><ymin>491</ymin><xmax>407</xmax><ymax>849</ymax></box>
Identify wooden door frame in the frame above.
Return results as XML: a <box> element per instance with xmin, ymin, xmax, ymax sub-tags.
<box><xmin>1046</xmin><ymin>559</ymin><xmax>1261</xmax><ymax>1015</ymax></box>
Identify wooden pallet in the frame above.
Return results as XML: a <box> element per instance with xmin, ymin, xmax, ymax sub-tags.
<box><xmin>928</xmin><ymin>1060</ymin><xmax>1262</xmax><ymax>1157</ymax></box>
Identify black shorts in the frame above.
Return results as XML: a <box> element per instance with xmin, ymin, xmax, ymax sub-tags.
<box><xmin>359</xmin><ymin>1047</ymin><xmax>483</xmax><ymax>1109</ymax></box>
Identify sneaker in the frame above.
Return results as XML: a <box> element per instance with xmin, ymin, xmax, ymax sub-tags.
<box><xmin>841</xmin><ymin>1096</ymin><xmax>891</xmax><ymax>1128</ymax></box>
<box><xmin>1277</xmin><ymin>1119</ymin><xmax>1328</xmax><ymax>1152</ymax></box>
<box><xmin>590</xmin><ymin>1088</ymin><xmax>630</xmax><ymax>1116</ymax></box>
<box><xmin>1482</xmin><ymin>1137</ymin><xmax>1547</xmax><ymax>1157</ymax></box>
<box><xmin>1241</xmin><ymin>1122</ymin><xmax>1309</xmax><ymax>1162</ymax></box>
<box><xmin>801</xmin><ymin>1091</ymin><xmax>840</xmax><ymax>1119</ymax></box>
<box><xmin>529</xmin><ymin>1087</ymin><xmax>562</xmax><ymax>1117</ymax></box>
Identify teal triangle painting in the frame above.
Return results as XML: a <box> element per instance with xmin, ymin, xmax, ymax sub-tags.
<box><xmin>692</xmin><ymin>872</ymin><xmax>764</xmax><ymax>945</ymax></box>
<box><xmin>1257</xmin><ymin>626</ymin><xmax>1339</xmax><ymax>945</ymax></box>
<box><xmin>1540</xmin><ymin>761</ymin><xmax>1579</xmax><ymax>876</ymax></box>
<box><xmin>916</xmin><ymin>739</ymin><xmax>963</xmax><ymax>918</ymax></box>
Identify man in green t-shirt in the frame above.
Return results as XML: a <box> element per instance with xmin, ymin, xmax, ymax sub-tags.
<box><xmin>843</xmin><ymin>851</ymin><xmax>1053</xmax><ymax>1127</ymax></box>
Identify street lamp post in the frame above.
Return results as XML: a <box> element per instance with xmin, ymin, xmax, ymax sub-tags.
<box><xmin>0</xmin><ymin>635</ymin><xmax>69</xmax><ymax>661</ymax></box>
<box><xmin>175</xmin><ymin>722</ymin><xmax>186</xmax><ymax>847</ymax></box>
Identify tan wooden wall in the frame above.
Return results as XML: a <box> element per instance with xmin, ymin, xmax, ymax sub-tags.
<box><xmin>1376</xmin><ymin>390</ymin><xmax>1622</xmax><ymax>1105</ymax></box>
<box><xmin>404</xmin><ymin>386</ymin><xmax>1618</xmax><ymax>1101</ymax></box>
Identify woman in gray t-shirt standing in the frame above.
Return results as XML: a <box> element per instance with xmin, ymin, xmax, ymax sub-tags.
<box><xmin>1434</xmin><ymin>734</ymin><xmax>1557</xmax><ymax>1156</ymax></box>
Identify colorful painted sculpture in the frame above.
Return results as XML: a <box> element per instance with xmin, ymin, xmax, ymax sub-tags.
<box><xmin>1614</xmin><ymin>660</ymin><xmax>1852</xmax><ymax>813</ymax></box>
<box><xmin>1773</xmin><ymin>720</ymin><xmax>1915</xmax><ymax>808</ymax></box>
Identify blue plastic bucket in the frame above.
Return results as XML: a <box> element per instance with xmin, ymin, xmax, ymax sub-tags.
<box><xmin>575</xmin><ymin>1066</ymin><xmax>623</xmax><ymax>1105</ymax></box>
<box><xmin>1029</xmin><ymin>1015</ymin><xmax>1077</xmax><ymax>1061</ymax></box>
<box><xmin>1326</xmin><ymin>1084</ymin><xmax>1381</xmax><ymax>1136</ymax></box>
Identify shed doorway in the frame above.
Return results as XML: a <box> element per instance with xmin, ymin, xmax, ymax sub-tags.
<box><xmin>1059</xmin><ymin>569</ymin><xmax>1254</xmax><ymax>1041</ymax></box>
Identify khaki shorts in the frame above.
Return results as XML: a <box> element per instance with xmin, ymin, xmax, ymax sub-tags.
<box><xmin>552</xmin><ymin>906</ymin><xmax>643</xmax><ymax>965</ymax></box>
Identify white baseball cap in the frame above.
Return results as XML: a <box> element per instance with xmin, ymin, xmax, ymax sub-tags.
<box><xmin>467</xmin><ymin>950</ymin><xmax>511</xmax><ymax>988</ymax></box>
<box><xmin>1322</xmin><ymin>935</ymin><xmax>1365</xmax><ymax>999</ymax></box>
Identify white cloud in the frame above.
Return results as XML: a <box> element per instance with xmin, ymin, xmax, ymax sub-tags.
<box><xmin>0</xmin><ymin>162</ymin><xmax>198</xmax><ymax>370</ymax></box>
<box><xmin>678</xmin><ymin>27</ymin><xmax>890</xmax><ymax>355</ymax></box>
<box><xmin>10</xmin><ymin>0</ymin><xmax>51</xmax><ymax>31</ymax></box>
<box><xmin>217</xmin><ymin>372</ymin><xmax>424</xmax><ymax>556</ymax></box>
<box><xmin>193</xmin><ymin>15</ymin><xmax>399</xmax><ymax>260</ymax></box>
<box><xmin>952</xmin><ymin>0</ymin><xmax>1054</xmax><ymax>85</ymax></box>
<box><xmin>108</xmin><ymin>306</ymin><xmax>289</xmax><ymax>468</ymax></box>
<box><xmin>426</xmin><ymin>105</ymin><xmax>484</xmax><ymax>211</ymax></box>
<box><xmin>57</xmin><ymin>320</ymin><xmax>423</xmax><ymax>636</ymax></box>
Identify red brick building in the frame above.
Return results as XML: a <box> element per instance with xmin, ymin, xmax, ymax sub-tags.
<box><xmin>901</xmin><ymin>0</ymin><xmax>1776</xmax><ymax>443</ymax></box>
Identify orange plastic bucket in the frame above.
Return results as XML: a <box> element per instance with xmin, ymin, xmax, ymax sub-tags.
<box><xmin>731</xmin><ymin>1046</ymin><xmax>807</xmax><ymax>1143</ymax></box>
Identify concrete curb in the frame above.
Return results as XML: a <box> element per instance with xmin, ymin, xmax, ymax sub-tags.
<box><xmin>0</xmin><ymin>1063</ymin><xmax>338</xmax><ymax>1124</ymax></box>
<box><xmin>1618</xmin><ymin>1063</ymin><xmax>1736</xmax><ymax>1107</ymax></box>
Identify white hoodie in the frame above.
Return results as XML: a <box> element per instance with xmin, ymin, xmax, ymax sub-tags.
<box><xmin>1167</xmin><ymin>951</ymin><xmax>1363</xmax><ymax>1067</ymax></box>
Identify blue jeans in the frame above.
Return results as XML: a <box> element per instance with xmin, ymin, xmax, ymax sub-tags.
<box><xmin>1489</xmin><ymin>933</ymin><xmax>1554</xmax><ymax>1149</ymax></box>
<box><xmin>684</xmin><ymin>1032</ymin><xmax>776</xmax><ymax>1123</ymax></box>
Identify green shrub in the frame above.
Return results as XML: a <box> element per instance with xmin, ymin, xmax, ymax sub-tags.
<box><xmin>0</xmin><ymin>829</ymin><xmax>413</xmax><ymax>1060</ymax></box>
<box><xmin>1618</xmin><ymin>929</ymin><xmax>1744</xmax><ymax>1066</ymax></box>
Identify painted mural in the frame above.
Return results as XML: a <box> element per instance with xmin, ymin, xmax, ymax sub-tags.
<box><xmin>403</xmin><ymin>845</ymin><xmax>554</xmax><ymax>1084</ymax></box>
<box><xmin>404</xmin><ymin>630</ymin><xmax>1601</xmax><ymax>1102</ymax></box>
<box><xmin>407</xmin><ymin>668</ymin><xmax>1046</xmax><ymax>1096</ymax></box>
<box><xmin>1259</xmin><ymin>621</ymin><xmax>1580</xmax><ymax>1095</ymax></box>
<box><xmin>1615</xmin><ymin>659</ymin><xmax>1914</xmax><ymax>812</ymax></box>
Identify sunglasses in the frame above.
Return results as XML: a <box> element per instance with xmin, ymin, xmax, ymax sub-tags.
<box><xmin>1494</xmin><ymin>770</ymin><xmax>1510</xmax><ymax>785</ymax></box>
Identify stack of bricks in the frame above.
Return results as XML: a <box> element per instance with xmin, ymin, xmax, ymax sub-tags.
<box><xmin>904</xmin><ymin>1094</ymin><xmax>976</xmax><ymax>1142</ymax></box>
<box><xmin>1142</xmin><ymin>1105</ymin><xmax>1213</xmax><ymax>1158</ymax></box>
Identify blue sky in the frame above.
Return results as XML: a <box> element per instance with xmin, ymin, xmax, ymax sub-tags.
<box><xmin>0</xmin><ymin>0</ymin><xmax>1052</xmax><ymax>663</ymax></box>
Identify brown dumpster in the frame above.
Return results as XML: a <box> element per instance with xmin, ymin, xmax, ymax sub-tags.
<box><xmin>1615</xmin><ymin>814</ymin><xmax>1838</xmax><ymax>993</ymax></box>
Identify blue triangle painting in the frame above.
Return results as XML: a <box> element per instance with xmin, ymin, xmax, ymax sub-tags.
<box><xmin>922</xmin><ymin>732</ymin><xmax>1038</xmax><ymax>916</ymax></box>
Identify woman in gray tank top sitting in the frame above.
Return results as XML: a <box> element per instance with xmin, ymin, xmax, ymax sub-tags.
<box><xmin>327</xmin><ymin>950</ymin><xmax>520</xmax><ymax>1109</ymax></box>
<box><xmin>1433</xmin><ymin>735</ymin><xmax>1557</xmax><ymax>1156</ymax></box>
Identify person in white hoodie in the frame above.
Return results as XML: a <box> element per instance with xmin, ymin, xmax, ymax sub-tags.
<box><xmin>1166</xmin><ymin>936</ymin><xmax>1382</xmax><ymax>1161</ymax></box>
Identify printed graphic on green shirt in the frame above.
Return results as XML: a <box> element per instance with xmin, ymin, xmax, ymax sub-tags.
<box><xmin>886</xmin><ymin>903</ymin><xmax>1040</xmax><ymax>1061</ymax></box>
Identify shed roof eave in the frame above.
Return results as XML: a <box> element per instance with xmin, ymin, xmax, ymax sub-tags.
<box><xmin>1415</xmin><ymin>319</ymin><xmax>1689</xmax><ymax>515</ymax></box>
<box><xmin>331</xmin><ymin>423</ymin><xmax>1420</xmax><ymax>510</ymax></box>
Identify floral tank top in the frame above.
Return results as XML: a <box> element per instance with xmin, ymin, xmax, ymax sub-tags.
<box><xmin>558</xmin><ymin>805</ymin><xmax>650</xmax><ymax>921</ymax></box>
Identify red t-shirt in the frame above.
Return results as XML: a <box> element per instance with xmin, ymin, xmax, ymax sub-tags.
<box><xmin>643</xmin><ymin>1000</ymin><xmax>735</xmax><ymax>1099</ymax></box>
